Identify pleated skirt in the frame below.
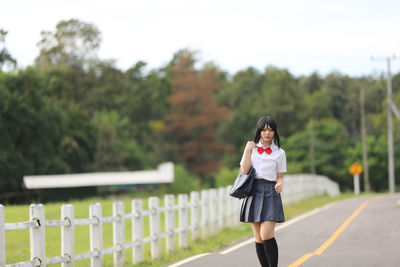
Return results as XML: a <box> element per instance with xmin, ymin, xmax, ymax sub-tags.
<box><xmin>240</xmin><ymin>179</ymin><xmax>285</xmax><ymax>223</ymax></box>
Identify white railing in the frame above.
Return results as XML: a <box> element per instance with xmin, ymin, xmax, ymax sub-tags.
<box><xmin>0</xmin><ymin>186</ymin><xmax>241</xmax><ymax>267</ymax></box>
<box><xmin>281</xmin><ymin>174</ymin><xmax>341</xmax><ymax>205</ymax></box>
<box><xmin>0</xmin><ymin>174</ymin><xmax>340</xmax><ymax>267</ymax></box>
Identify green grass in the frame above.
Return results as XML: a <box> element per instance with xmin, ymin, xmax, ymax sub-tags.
<box><xmin>2</xmin><ymin>192</ymin><xmax>367</xmax><ymax>266</ymax></box>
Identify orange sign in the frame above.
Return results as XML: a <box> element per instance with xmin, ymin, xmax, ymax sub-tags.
<box><xmin>349</xmin><ymin>162</ymin><xmax>363</xmax><ymax>175</ymax></box>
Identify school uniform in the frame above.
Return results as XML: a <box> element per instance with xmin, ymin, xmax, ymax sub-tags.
<box><xmin>239</xmin><ymin>141</ymin><xmax>286</xmax><ymax>223</ymax></box>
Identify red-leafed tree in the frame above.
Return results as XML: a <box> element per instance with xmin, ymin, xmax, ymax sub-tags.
<box><xmin>165</xmin><ymin>51</ymin><xmax>230</xmax><ymax>176</ymax></box>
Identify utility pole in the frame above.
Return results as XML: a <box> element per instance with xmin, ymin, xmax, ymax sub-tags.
<box><xmin>309</xmin><ymin>118</ymin><xmax>316</xmax><ymax>174</ymax></box>
<box><xmin>360</xmin><ymin>85</ymin><xmax>371</xmax><ymax>192</ymax></box>
<box><xmin>371</xmin><ymin>55</ymin><xmax>399</xmax><ymax>193</ymax></box>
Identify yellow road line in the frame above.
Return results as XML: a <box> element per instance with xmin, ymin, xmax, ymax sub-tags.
<box><xmin>289</xmin><ymin>196</ymin><xmax>381</xmax><ymax>267</ymax></box>
<box><xmin>219</xmin><ymin>202</ymin><xmax>335</xmax><ymax>255</ymax></box>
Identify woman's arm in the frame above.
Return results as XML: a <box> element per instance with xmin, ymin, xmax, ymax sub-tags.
<box><xmin>240</xmin><ymin>141</ymin><xmax>256</xmax><ymax>174</ymax></box>
<box><xmin>275</xmin><ymin>173</ymin><xmax>284</xmax><ymax>193</ymax></box>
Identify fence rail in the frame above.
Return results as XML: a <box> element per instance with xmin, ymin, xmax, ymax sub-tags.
<box><xmin>0</xmin><ymin>174</ymin><xmax>340</xmax><ymax>267</ymax></box>
<box><xmin>0</xmin><ymin>186</ymin><xmax>241</xmax><ymax>267</ymax></box>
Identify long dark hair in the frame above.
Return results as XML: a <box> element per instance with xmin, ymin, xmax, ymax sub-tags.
<box><xmin>253</xmin><ymin>116</ymin><xmax>281</xmax><ymax>148</ymax></box>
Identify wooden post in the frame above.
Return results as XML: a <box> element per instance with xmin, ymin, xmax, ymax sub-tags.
<box><xmin>0</xmin><ymin>205</ymin><xmax>5</xmax><ymax>267</ymax></box>
<box><xmin>113</xmin><ymin>202</ymin><xmax>125</xmax><ymax>267</ymax></box>
<box><xmin>178</xmin><ymin>194</ymin><xmax>188</xmax><ymax>248</ymax></box>
<box><xmin>234</xmin><ymin>198</ymin><xmax>240</xmax><ymax>226</ymax></box>
<box><xmin>149</xmin><ymin>197</ymin><xmax>161</xmax><ymax>259</ymax></box>
<box><xmin>61</xmin><ymin>204</ymin><xmax>74</xmax><ymax>267</ymax></box>
<box><xmin>217</xmin><ymin>188</ymin><xmax>226</xmax><ymax>230</ymax></box>
<box><xmin>209</xmin><ymin>189</ymin><xmax>217</xmax><ymax>236</ymax></box>
<box><xmin>190</xmin><ymin>191</ymin><xmax>200</xmax><ymax>240</ymax></box>
<box><xmin>225</xmin><ymin>186</ymin><xmax>233</xmax><ymax>227</ymax></box>
<box><xmin>30</xmin><ymin>204</ymin><xmax>46</xmax><ymax>266</ymax></box>
<box><xmin>89</xmin><ymin>203</ymin><xmax>103</xmax><ymax>267</ymax></box>
<box><xmin>200</xmin><ymin>189</ymin><xmax>209</xmax><ymax>239</ymax></box>
<box><xmin>132</xmin><ymin>199</ymin><xmax>144</xmax><ymax>264</ymax></box>
<box><xmin>164</xmin><ymin>194</ymin><xmax>175</xmax><ymax>253</ymax></box>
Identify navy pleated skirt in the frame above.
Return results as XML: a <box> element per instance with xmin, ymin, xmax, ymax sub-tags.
<box><xmin>240</xmin><ymin>179</ymin><xmax>285</xmax><ymax>223</ymax></box>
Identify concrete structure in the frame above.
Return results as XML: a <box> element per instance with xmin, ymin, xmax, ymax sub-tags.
<box><xmin>23</xmin><ymin>162</ymin><xmax>174</xmax><ymax>189</ymax></box>
<box><xmin>281</xmin><ymin>174</ymin><xmax>340</xmax><ymax>205</ymax></box>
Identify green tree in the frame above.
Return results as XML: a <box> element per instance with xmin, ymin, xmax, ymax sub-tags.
<box><xmin>0</xmin><ymin>29</ymin><xmax>17</xmax><ymax>71</ymax></box>
<box><xmin>285</xmin><ymin>118</ymin><xmax>351</xmax><ymax>190</ymax></box>
<box><xmin>216</xmin><ymin>67</ymin><xmax>262</xmax><ymax>167</ymax></box>
<box><xmin>0</xmin><ymin>68</ymin><xmax>96</xmax><ymax>194</ymax></box>
<box><xmin>90</xmin><ymin>110</ymin><xmax>146</xmax><ymax>171</ymax></box>
<box><xmin>257</xmin><ymin>67</ymin><xmax>307</xmax><ymax>137</ymax></box>
<box><xmin>35</xmin><ymin>19</ymin><xmax>101</xmax><ymax>69</ymax></box>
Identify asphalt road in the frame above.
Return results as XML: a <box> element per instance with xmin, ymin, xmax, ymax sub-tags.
<box><xmin>168</xmin><ymin>194</ymin><xmax>400</xmax><ymax>267</ymax></box>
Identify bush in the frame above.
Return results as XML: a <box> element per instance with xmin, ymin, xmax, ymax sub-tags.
<box><xmin>214</xmin><ymin>167</ymin><xmax>239</xmax><ymax>188</ymax></box>
<box><xmin>161</xmin><ymin>164</ymin><xmax>202</xmax><ymax>194</ymax></box>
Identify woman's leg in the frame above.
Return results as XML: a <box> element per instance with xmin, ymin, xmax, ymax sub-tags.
<box><xmin>251</xmin><ymin>222</ymin><xmax>269</xmax><ymax>267</ymax></box>
<box><xmin>251</xmin><ymin>222</ymin><xmax>263</xmax><ymax>243</ymax></box>
<box><xmin>260</xmin><ymin>221</ymin><xmax>278</xmax><ymax>267</ymax></box>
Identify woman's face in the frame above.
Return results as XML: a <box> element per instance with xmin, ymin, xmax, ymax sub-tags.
<box><xmin>260</xmin><ymin>125</ymin><xmax>274</xmax><ymax>144</ymax></box>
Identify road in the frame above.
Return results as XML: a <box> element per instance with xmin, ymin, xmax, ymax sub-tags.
<box><xmin>167</xmin><ymin>194</ymin><xmax>400</xmax><ymax>267</ymax></box>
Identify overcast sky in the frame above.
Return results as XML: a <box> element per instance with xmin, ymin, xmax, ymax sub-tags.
<box><xmin>2</xmin><ymin>0</ymin><xmax>400</xmax><ymax>77</ymax></box>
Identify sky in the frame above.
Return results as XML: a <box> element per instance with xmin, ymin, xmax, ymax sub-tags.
<box><xmin>2</xmin><ymin>0</ymin><xmax>400</xmax><ymax>77</ymax></box>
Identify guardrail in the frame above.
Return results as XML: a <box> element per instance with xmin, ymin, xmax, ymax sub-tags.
<box><xmin>0</xmin><ymin>186</ymin><xmax>241</xmax><ymax>267</ymax></box>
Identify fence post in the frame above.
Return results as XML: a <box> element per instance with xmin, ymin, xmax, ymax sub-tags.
<box><xmin>149</xmin><ymin>197</ymin><xmax>161</xmax><ymax>260</ymax></box>
<box><xmin>178</xmin><ymin>194</ymin><xmax>188</xmax><ymax>248</ymax></box>
<box><xmin>0</xmin><ymin>205</ymin><xmax>5</xmax><ymax>267</ymax></box>
<box><xmin>132</xmin><ymin>199</ymin><xmax>144</xmax><ymax>264</ymax></box>
<box><xmin>30</xmin><ymin>204</ymin><xmax>46</xmax><ymax>266</ymax></box>
<box><xmin>234</xmin><ymin>198</ymin><xmax>240</xmax><ymax>226</ymax></box>
<box><xmin>113</xmin><ymin>202</ymin><xmax>125</xmax><ymax>267</ymax></box>
<box><xmin>209</xmin><ymin>189</ymin><xmax>218</xmax><ymax>236</ymax></box>
<box><xmin>89</xmin><ymin>203</ymin><xmax>103</xmax><ymax>267</ymax></box>
<box><xmin>190</xmin><ymin>191</ymin><xmax>200</xmax><ymax>241</ymax></box>
<box><xmin>218</xmin><ymin>188</ymin><xmax>226</xmax><ymax>230</ymax></box>
<box><xmin>61</xmin><ymin>204</ymin><xmax>74</xmax><ymax>267</ymax></box>
<box><xmin>225</xmin><ymin>186</ymin><xmax>233</xmax><ymax>227</ymax></box>
<box><xmin>164</xmin><ymin>194</ymin><xmax>175</xmax><ymax>253</ymax></box>
<box><xmin>200</xmin><ymin>189</ymin><xmax>209</xmax><ymax>239</ymax></box>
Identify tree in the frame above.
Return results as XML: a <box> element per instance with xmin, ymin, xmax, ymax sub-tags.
<box><xmin>285</xmin><ymin>118</ymin><xmax>351</xmax><ymax>190</ymax></box>
<box><xmin>216</xmin><ymin>67</ymin><xmax>263</xmax><ymax>166</ymax></box>
<box><xmin>35</xmin><ymin>19</ymin><xmax>101</xmax><ymax>69</ymax></box>
<box><xmin>0</xmin><ymin>68</ymin><xmax>96</xmax><ymax>194</ymax></box>
<box><xmin>165</xmin><ymin>50</ymin><xmax>230</xmax><ymax>176</ymax></box>
<box><xmin>323</xmin><ymin>73</ymin><xmax>361</xmax><ymax>137</ymax></box>
<box><xmin>0</xmin><ymin>29</ymin><xmax>17</xmax><ymax>71</ymax></box>
<box><xmin>257</xmin><ymin>67</ymin><xmax>308</xmax><ymax>137</ymax></box>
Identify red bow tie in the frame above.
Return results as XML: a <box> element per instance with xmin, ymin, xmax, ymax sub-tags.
<box><xmin>257</xmin><ymin>146</ymin><xmax>272</xmax><ymax>155</ymax></box>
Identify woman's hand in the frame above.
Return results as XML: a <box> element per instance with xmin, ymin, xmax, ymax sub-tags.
<box><xmin>244</xmin><ymin>141</ymin><xmax>256</xmax><ymax>152</ymax></box>
<box><xmin>275</xmin><ymin>182</ymin><xmax>283</xmax><ymax>193</ymax></box>
<box><xmin>275</xmin><ymin>173</ymin><xmax>284</xmax><ymax>193</ymax></box>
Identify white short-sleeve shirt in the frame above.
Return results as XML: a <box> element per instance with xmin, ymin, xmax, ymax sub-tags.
<box><xmin>240</xmin><ymin>141</ymin><xmax>287</xmax><ymax>181</ymax></box>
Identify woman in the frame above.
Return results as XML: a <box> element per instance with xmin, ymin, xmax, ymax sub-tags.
<box><xmin>239</xmin><ymin>116</ymin><xmax>286</xmax><ymax>267</ymax></box>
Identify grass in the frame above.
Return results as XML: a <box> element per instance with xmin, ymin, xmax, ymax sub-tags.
<box><xmin>2</xmin><ymin>191</ymin><xmax>367</xmax><ymax>266</ymax></box>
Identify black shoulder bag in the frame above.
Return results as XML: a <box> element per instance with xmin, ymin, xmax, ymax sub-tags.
<box><xmin>229</xmin><ymin>167</ymin><xmax>256</xmax><ymax>199</ymax></box>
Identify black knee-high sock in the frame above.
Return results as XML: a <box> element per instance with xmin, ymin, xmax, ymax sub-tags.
<box><xmin>255</xmin><ymin>242</ymin><xmax>269</xmax><ymax>267</ymax></box>
<box><xmin>263</xmin><ymin>237</ymin><xmax>278</xmax><ymax>267</ymax></box>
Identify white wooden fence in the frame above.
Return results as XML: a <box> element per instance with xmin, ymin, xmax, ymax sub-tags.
<box><xmin>0</xmin><ymin>186</ymin><xmax>241</xmax><ymax>267</ymax></box>
<box><xmin>0</xmin><ymin>174</ymin><xmax>340</xmax><ymax>267</ymax></box>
